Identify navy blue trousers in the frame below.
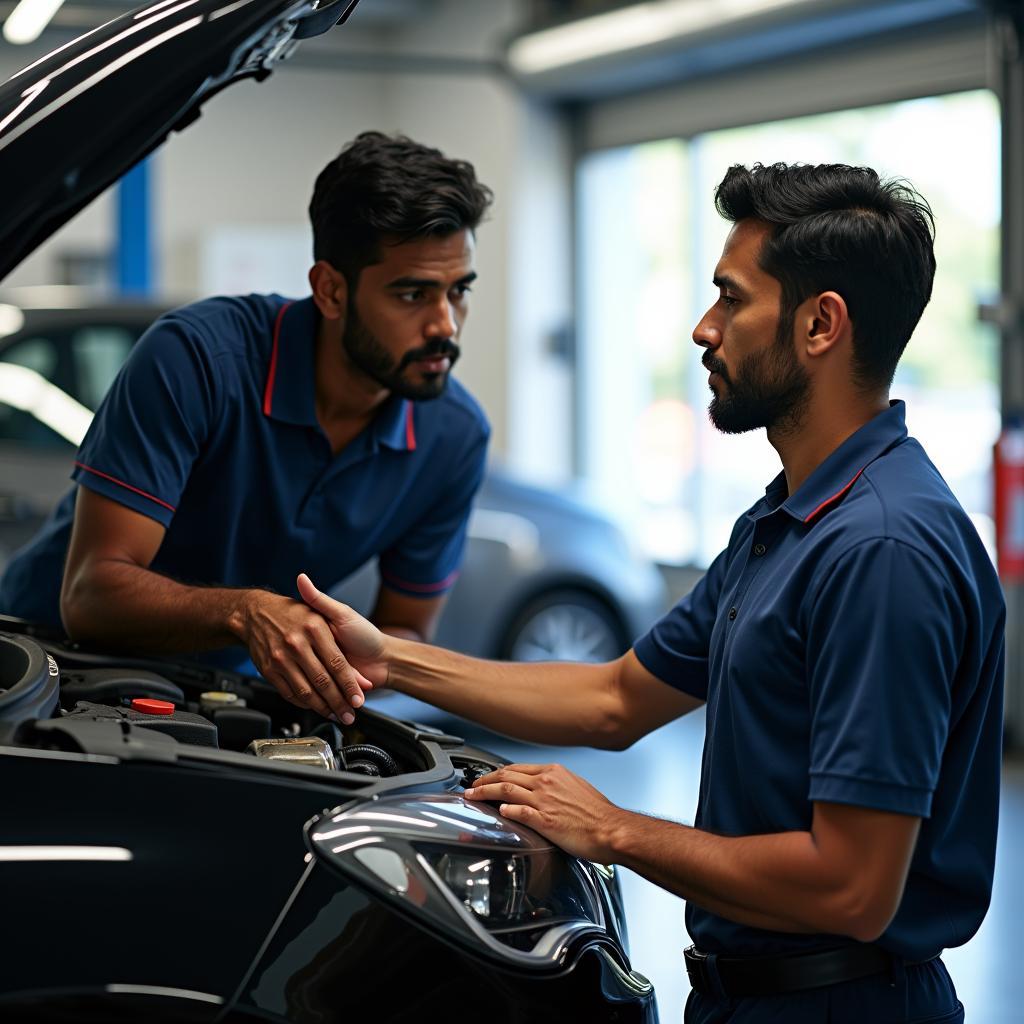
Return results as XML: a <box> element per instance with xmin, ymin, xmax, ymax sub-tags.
<box><xmin>684</xmin><ymin>957</ymin><xmax>963</xmax><ymax>1023</ymax></box>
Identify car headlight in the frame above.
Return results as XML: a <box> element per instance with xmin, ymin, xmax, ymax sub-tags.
<box><xmin>306</xmin><ymin>793</ymin><xmax>609</xmax><ymax>966</ymax></box>
<box><xmin>434</xmin><ymin>848</ymin><xmax>525</xmax><ymax>919</ymax></box>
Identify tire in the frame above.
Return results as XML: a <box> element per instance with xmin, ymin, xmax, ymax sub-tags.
<box><xmin>499</xmin><ymin>588</ymin><xmax>628</xmax><ymax>663</ymax></box>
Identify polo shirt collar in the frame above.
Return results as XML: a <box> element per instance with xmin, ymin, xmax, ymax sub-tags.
<box><xmin>373</xmin><ymin>393</ymin><xmax>417</xmax><ymax>451</ymax></box>
<box><xmin>263</xmin><ymin>297</ymin><xmax>319</xmax><ymax>427</ymax></box>
<box><xmin>262</xmin><ymin>296</ymin><xmax>416</xmax><ymax>451</ymax></box>
<box><xmin>755</xmin><ymin>400</ymin><xmax>909</xmax><ymax>525</ymax></box>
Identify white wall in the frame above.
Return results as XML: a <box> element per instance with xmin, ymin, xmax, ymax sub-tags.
<box><xmin>154</xmin><ymin>67</ymin><xmax>387</xmax><ymax>294</ymax></box>
<box><xmin>0</xmin><ymin>0</ymin><xmax>576</xmax><ymax>477</ymax></box>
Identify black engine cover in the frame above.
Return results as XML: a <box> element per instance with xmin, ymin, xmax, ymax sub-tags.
<box><xmin>65</xmin><ymin>699</ymin><xmax>218</xmax><ymax>747</ymax></box>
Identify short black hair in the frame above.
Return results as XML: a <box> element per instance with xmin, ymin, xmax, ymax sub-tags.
<box><xmin>714</xmin><ymin>162</ymin><xmax>936</xmax><ymax>391</ymax></box>
<box><xmin>309</xmin><ymin>131</ymin><xmax>493</xmax><ymax>285</ymax></box>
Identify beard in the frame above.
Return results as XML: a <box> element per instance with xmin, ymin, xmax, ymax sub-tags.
<box><xmin>704</xmin><ymin>312</ymin><xmax>811</xmax><ymax>435</ymax></box>
<box><xmin>342</xmin><ymin>301</ymin><xmax>460</xmax><ymax>401</ymax></box>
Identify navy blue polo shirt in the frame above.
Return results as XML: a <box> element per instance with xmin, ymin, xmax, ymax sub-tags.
<box><xmin>0</xmin><ymin>295</ymin><xmax>490</xmax><ymax>668</ymax></box>
<box><xmin>634</xmin><ymin>401</ymin><xmax>1004</xmax><ymax>961</ymax></box>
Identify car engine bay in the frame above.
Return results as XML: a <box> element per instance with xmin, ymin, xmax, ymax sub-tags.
<box><xmin>0</xmin><ymin>618</ymin><xmax>499</xmax><ymax>789</ymax></box>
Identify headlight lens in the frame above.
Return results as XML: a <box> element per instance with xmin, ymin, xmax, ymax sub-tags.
<box><xmin>435</xmin><ymin>849</ymin><xmax>525</xmax><ymax>919</ymax></box>
<box><xmin>307</xmin><ymin>794</ymin><xmax>609</xmax><ymax>965</ymax></box>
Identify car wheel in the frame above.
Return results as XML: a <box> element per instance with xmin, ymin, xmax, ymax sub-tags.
<box><xmin>500</xmin><ymin>589</ymin><xmax>627</xmax><ymax>663</ymax></box>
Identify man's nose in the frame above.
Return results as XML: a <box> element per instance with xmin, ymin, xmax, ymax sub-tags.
<box><xmin>692</xmin><ymin>309</ymin><xmax>720</xmax><ymax>350</ymax></box>
<box><xmin>427</xmin><ymin>297</ymin><xmax>458</xmax><ymax>338</ymax></box>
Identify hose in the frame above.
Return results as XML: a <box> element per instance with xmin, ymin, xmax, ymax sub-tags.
<box><xmin>340</xmin><ymin>743</ymin><xmax>401</xmax><ymax>777</ymax></box>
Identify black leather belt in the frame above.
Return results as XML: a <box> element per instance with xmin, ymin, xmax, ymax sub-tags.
<box><xmin>684</xmin><ymin>943</ymin><xmax>902</xmax><ymax>998</ymax></box>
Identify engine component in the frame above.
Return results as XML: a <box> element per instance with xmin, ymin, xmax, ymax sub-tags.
<box><xmin>199</xmin><ymin>690</ymin><xmax>246</xmax><ymax>717</ymax></box>
<box><xmin>64</xmin><ymin>699</ymin><xmax>218</xmax><ymax>747</ymax></box>
<box><xmin>460</xmin><ymin>761</ymin><xmax>496</xmax><ymax>788</ymax></box>
<box><xmin>340</xmin><ymin>743</ymin><xmax>400</xmax><ymax>778</ymax></box>
<box><xmin>247</xmin><ymin>736</ymin><xmax>337</xmax><ymax>770</ymax></box>
<box><xmin>0</xmin><ymin>633</ymin><xmax>59</xmax><ymax>723</ymax></box>
<box><xmin>59</xmin><ymin>668</ymin><xmax>185</xmax><ymax>708</ymax></box>
<box><xmin>213</xmin><ymin>706</ymin><xmax>271</xmax><ymax>751</ymax></box>
<box><xmin>310</xmin><ymin>720</ymin><xmax>343</xmax><ymax>748</ymax></box>
<box><xmin>132</xmin><ymin>698</ymin><xmax>175</xmax><ymax>715</ymax></box>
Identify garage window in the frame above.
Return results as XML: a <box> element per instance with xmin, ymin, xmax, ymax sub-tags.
<box><xmin>578</xmin><ymin>89</ymin><xmax>1001</xmax><ymax>566</ymax></box>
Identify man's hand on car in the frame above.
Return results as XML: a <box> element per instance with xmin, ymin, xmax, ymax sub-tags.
<box><xmin>464</xmin><ymin>763</ymin><xmax>628</xmax><ymax>863</ymax></box>
<box><xmin>236</xmin><ymin>588</ymin><xmax>375</xmax><ymax>722</ymax></box>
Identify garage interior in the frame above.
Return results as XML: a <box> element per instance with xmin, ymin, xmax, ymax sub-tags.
<box><xmin>1</xmin><ymin>0</ymin><xmax>1022</xmax><ymax>1020</ymax></box>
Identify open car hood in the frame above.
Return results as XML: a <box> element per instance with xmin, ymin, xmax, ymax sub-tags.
<box><xmin>0</xmin><ymin>0</ymin><xmax>360</xmax><ymax>282</ymax></box>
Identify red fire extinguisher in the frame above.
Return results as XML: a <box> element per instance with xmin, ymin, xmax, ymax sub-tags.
<box><xmin>994</xmin><ymin>418</ymin><xmax>1024</xmax><ymax>582</ymax></box>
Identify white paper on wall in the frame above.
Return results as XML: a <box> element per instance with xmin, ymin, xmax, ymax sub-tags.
<box><xmin>199</xmin><ymin>225</ymin><xmax>312</xmax><ymax>298</ymax></box>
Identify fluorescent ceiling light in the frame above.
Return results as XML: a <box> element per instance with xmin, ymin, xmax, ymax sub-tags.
<box><xmin>3</xmin><ymin>0</ymin><xmax>67</xmax><ymax>44</ymax></box>
<box><xmin>508</xmin><ymin>0</ymin><xmax>807</xmax><ymax>75</ymax></box>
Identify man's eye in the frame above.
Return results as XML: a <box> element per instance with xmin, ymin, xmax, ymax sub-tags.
<box><xmin>399</xmin><ymin>290</ymin><xmax>424</xmax><ymax>303</ymax></box>
<box><xmin>452</xmin><ymin>284</ymin><xmax>473</xmax><ymax>299</ymax></box>
<box><xmin>721</xmin><ymin>294</ymin><xmax>739</xmax><ymax>308</ymax></box>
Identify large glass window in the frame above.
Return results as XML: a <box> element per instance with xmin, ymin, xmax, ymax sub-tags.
<box><xmin>579</xmin><ymin>90</ymin><xmax>1001</xmax><ymax>566</ymax></box>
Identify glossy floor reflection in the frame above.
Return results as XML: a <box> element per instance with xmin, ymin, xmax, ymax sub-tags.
<box><xmin>376</xmin><ymin>691</ymin><xmax>1024</xmax><ymax>1023</ymax></box>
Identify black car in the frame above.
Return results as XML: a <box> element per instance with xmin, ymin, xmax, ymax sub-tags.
<box><xmin>0</xmin><ymin>0</ymin><xmax>658</xmax><ymax>1020</ymax></box>
<box><xmin>0</xmin><ymin>616</ymin><xmax>654</xmax><ymax>1022</ymax></box>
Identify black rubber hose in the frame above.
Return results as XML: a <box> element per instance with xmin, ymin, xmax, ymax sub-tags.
<box><xmin>340</xmin><ymin>743</ymin><xmax>401</xmax><ymax>777</ymax></box>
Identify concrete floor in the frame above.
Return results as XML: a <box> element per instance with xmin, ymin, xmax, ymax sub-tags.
<box><xmin>381</xmin><ymin>692</ymin><xmax>1024</xmax><ymax>1023</ymax></box>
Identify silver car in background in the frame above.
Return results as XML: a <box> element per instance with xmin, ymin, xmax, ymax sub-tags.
<box><xmin>0</xmin><ymin>293</ymin><xmax>668</xmax><ymax>664</ymax></box>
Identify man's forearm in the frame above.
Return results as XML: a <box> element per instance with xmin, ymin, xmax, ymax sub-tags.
<box><xmin>386</xmin><ymin>636</ymin><xmax>625</xmax><ymax>748</ymax></box>
<box><xmin>62</xmin><ymin>557</ymin><xmax>253</xmax><ymax>652</ymax></box>
<box><xmin>605</xmin><ymin>812</ymin><xmax>859</xmax><ymax>938</ymax></box>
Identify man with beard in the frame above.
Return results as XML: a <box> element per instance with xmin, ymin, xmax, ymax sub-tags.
<box><xmin>0</xmin><ymin>132</ymin><xmax>492</xmax><ymax>723</ymax></box>
<box><xmin>293</xmin><ymin>163</ymin><xmax>1004</xmax><ymax>1022</ymax></box>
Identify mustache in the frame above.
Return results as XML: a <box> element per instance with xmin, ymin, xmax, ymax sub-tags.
<box><xmin>399</xmin><ymin>339</ymin><xmax>461</xmax><ymax>371</ymax></box>
<box><xmin>702</xmin><ymin>352</ymin><xmax>729</xmax><ymax>382</ymax></box>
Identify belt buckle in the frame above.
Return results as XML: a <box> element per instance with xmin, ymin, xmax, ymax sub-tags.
<box><xmin>683</xmin><ymin>944</ymin><xmax>710</xmax><ymax>992</ymax></box>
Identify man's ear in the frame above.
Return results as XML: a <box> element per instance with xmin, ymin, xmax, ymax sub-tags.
<box><xmin>309</xmin><ymin>261</ymin><xmax>348</xmax><ymax>321</ymax></box>
<box><xmin>805</xmin><ymin>291</ymin><xmax>850</xmax><ymax>359</ymax></box>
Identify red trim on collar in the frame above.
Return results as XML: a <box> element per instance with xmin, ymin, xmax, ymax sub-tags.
<box><xmin>262</xmin><ymin>302</ymin><xmax>293</xmax><ymax>417</ymax></box>
<box><xmin>803</xmin><ymin>467</ymin><xmax>866</xmax><ymax>524</ymax></box>
<box><xmin>405</xmin><ymin>402</ymin><xmax>417</xmax><ymax>451</ymax></box>
<box><xmin>75</xmin><ymin>461</ymin><xmax>176</xmax><ymax>513</ymax></box>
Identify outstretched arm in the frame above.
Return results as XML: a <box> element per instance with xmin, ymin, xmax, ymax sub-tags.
<box><xmin>297</xmin><ymin>573</ymin><xmax>702</xmax><ymax>749</ymax></box>
<box><xmin>300</xmin><ymin>572</ymin><xmax>919</xmax><ymax>940</ymax></box>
